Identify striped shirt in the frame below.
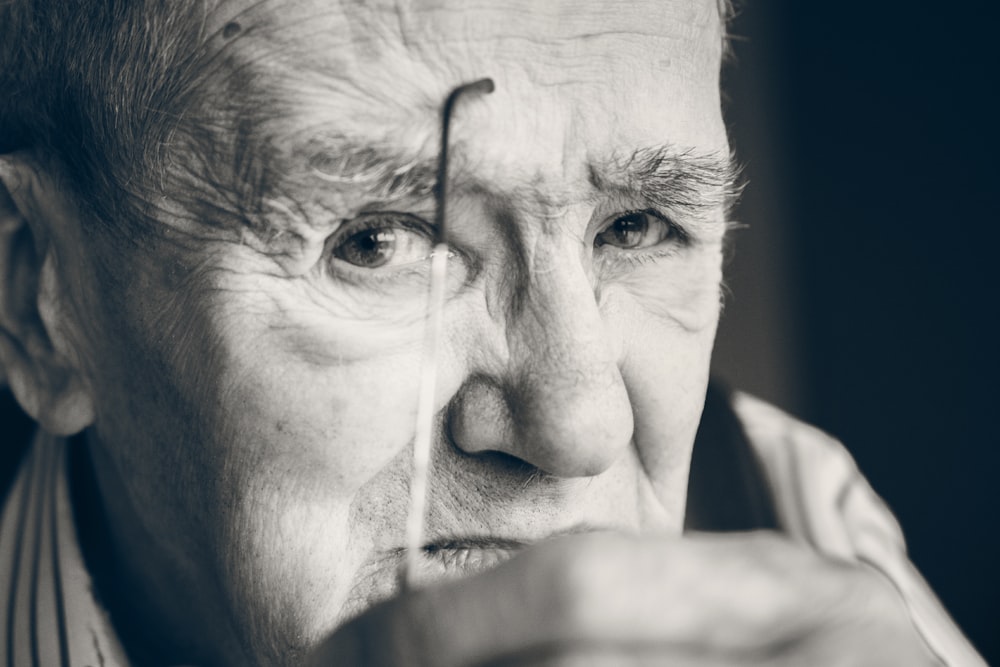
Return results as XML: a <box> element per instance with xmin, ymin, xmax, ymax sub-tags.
<box><xmin>0</xmin><ymin>393</ymin><xmax>986</xmax><ymax>666</ymax></box>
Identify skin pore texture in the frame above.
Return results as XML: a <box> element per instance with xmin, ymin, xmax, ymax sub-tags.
<box><xmin>16</xmin><ymin>0</ymin><xmax>739</xmax><ymax>664</ymax></box>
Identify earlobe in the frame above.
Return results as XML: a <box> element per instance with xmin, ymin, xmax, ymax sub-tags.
<box><xmin>0</xmin><ymin>153</ymin><xmax>95</xmax><ymax>435</ymax></box>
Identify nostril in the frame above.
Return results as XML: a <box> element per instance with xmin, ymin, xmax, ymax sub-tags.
<box><xmin>446</xmin><ymin>371</ymin><xmax>631</xmax><ymax>478</ymax></box>
<box><xmin>446</xmin><ymin>346</ymin><xmax>633</xmax><ymax>477</ymax></box>
<box><xmin>447</xmin><ymin>376</ymin><xmax>513</xmax><ymax>455</ymax></box>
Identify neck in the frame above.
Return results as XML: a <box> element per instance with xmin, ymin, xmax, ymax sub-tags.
<box><xmin>70</xmin><ymin>433</ymin><xmax>226</xmax><ymax>666</ymax></box>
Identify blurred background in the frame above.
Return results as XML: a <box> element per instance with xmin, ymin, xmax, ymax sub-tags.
<box><xmin>713</xmin><ymin>0</ymin><xmax>999</xmax><ymax>662</ymax></box>
<box><xmin>2</xmin><ymin>0</ymin><xmax>997</xmax><ymax>662</ymax></box>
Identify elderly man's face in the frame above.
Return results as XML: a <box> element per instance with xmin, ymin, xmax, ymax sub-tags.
<box><xmin>77</xmin><ymin>0</ymin><xmax>732</xmax><ymax>662</ymax></box>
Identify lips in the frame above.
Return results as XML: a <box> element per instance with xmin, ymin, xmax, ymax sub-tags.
<box><xmin>414</xmin><ymin>538</ymin><xmax>525</xmax><ymax>580</ymax></box>
<box><xmin>402</xmin><ymin>525</ymin><xmax>619</xmax><ymax>585</ymax></box>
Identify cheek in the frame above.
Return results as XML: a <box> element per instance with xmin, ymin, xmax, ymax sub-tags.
<box><xmin>199</xmin><ymin>268</ymin><xmax>426</xmax><ymax>489</ymax></box>
<box><xmin>620</xmin><ymin>325</ymin><xmax>716</xmax><ymax>516</ymax></box>
<box><xmin>208</xmin><ymin>298</ymin><xmax>423</xmax><ymax>519</ymax></box>
<box><xmin>163</xmin><ymin>281</ymin><xmax>427</xmax><ymax>653</ymax></box>
<box><xmin>605</xmin><ymin>251</ymin><xmax>722</xmax><ymax>505</ymax></box>
<box><xmin>604</xmin><ymin>247</ymin><xmax>724</xmax><ymax>333</ymax></box>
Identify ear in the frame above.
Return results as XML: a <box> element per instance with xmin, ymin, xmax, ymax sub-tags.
<box><xmin>0</xmin><ymin>152</ymin><xmax>95</xmax><ymax>435</ymax></box>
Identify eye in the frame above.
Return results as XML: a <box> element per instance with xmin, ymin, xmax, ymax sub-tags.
<box><xmin>594</xmin><ymin>209</ymin><xmax>684</xmax><ymax>250</ymax></box>
<box><xmin>331</xmin><ymin>213</ymin><xmax>435</xmax><ymax>269</ymax></box>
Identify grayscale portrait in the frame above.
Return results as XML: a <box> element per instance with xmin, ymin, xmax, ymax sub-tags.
<box><xmin>0</xmin><ymin>0</ymin><xmax>994</xmax><ymax>665</ymax></box>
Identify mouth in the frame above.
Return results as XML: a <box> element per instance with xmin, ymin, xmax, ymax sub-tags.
<box><xmin>396</xmin><ymin>524</ymin><xmax>620</xmax><ymax>585</ymax></box>
<box><xmin>400</xmin><ymin>537</ymin><xmax>526</xmax><ymax>583</ymax></box>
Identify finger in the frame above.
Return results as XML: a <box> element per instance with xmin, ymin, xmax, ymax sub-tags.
<box><xmin>309</xmin><ymin>532</ymin><xmax>940</xmax><ymax>666</ymax></box>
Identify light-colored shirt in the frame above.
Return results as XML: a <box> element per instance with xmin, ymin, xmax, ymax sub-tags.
<box><xmin>0</xmin><ymin>394</ymin><xmax>986</xmax><ymax>665</ymax></box>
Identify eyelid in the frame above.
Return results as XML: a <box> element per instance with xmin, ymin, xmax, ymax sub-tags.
<box><xmin>597</xmin><ymin>208</ymin><xmax>691</xmax><ymax>246</ymax></box>
<box><xmin>321</xmin><ymin>210</ymin><xmax>472</xmax><ymax>287</ymax></box>
<box><xmin>590</xmin><ymin>208</ymin><xmax>694</xmax><ymax>277</ymax></box>
<box><xmin>333</xmin><ymin>210</ymin><xmax>432</xmax><ymax>237</ymax></box>
<box><xmin>327</xmin><ymin>210</ymin><xmax>435</xmax><ymax>261</ymax></box>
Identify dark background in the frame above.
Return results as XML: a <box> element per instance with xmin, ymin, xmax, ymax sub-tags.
<box><xmin>713</xmin><ymin>0</ymin><xmax>999</xmax><ymax>662</ymax></box>
<box><xmin>2</xmin><ymin>0</ymin><xmax>997</xmax><ymax>663</ymax></box>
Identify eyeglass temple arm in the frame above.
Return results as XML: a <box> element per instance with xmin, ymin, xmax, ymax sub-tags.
<box><xmin>403</xmin><ymin>77</ymin><xmax>495</xmax><ymax>588</ymax></box>
<box><xmin>434</xmin><ymin>78</ymin><xmax>495</xmax><ymax>242</ymax></box>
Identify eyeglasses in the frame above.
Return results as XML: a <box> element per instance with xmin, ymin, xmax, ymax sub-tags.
<box><xmin>403</xmin><ymin>78</ymin><xmax>495</xmax><ymax>588</ymax></box>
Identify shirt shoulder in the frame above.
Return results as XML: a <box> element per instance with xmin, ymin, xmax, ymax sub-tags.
<box><xmin>730</xmin><ymin>391</ymin><xmax>903</xmax><ymax>555</ymax></box>
<box><xmin>731</xmin><ymin>392</ymin><xmax>986</xmax><ymax>667</ymax></box>
<box><xmin>0</xmin><ymin>432</ymin><xmax>131</xmax><ymax>667</ymax></box>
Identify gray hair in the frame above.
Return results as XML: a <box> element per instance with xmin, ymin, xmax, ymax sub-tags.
<box><xmin>0</xmin><ymin>0</ymin><xmax>737</xmax><ymax>244</ymax></box>
<box><xmin>0</xmin><ymin>1</ymin><xmax>207</xmax><ymax>242</ymax></box>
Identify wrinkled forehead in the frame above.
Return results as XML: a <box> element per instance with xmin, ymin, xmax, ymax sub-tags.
<box><xmin>205</xmin><ymin>0</ymin><xmax>723</xmax><ymax>60</ymax></box>
<box><xmin>174</xmin><ymin>0</ymin><xmax>728</xmax><ymax>219</ymax></box>
<box><xmin>199</xmin><ymin>0</ymin><xmax>725</xmax><ymax>119</ymax></box>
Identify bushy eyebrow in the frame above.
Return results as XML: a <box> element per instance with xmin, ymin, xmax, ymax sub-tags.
<box><xmin>298</xmin><ymin>135</ymin><xmax>439</xmax><ymax>202</ymax></box>
<box><xmin>589</xmin><ymin>146</ymin><xmax>744</xmax><ymax>223</ymax></box>
<box><xmin>291</xmin><ymin>135</ymin><xmax>741</xmax><ymax>220</ymax></box>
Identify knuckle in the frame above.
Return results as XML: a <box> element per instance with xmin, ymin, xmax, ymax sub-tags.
<box><xmin>535</xmin><ymin>533</ymin><xmax>623</xmax><ymax>635</ymax></box>
<box><xmin>841</xmin><ymin>563</ymin><xmax>905</xmax><ymax>619</ymax></box>
<box><xmin>824</xmin><ymin>563</ymin><xmax>942</xmax><ymax>665</ymax></box>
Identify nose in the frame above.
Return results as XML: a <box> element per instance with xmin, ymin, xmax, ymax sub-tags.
<box><xmin>448</xmin><ymin>238</ymin><xmax>634</xmax><ymax>478</ymax></box>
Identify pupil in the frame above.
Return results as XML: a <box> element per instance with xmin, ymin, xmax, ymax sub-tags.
<box><xmin>349</xmin><ymin>228</ymin><xmax>395</xmax><ymax>267</ymax></box>
<box><xmin>359</xmin><ymin>232</ymin><xmax>379</xmax><ymax>252</ymax></box>
<box><xmin>615</xmin><ymin>213</ymin><xmax>647</xmax><ymax>247</ymax></box>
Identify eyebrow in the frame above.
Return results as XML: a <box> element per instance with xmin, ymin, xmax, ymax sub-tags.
<box><xmin>589</xmin><ymin>146</ymin><xmax>743</xmax><ymax>223</ymax></box>
<box><xmin>294</xmin><ymin>135</ymin><xmax>741</xmax><ymax>220</ymax></box>
<box><xmin>300</xmin><ymin>136</ymin><xmax>439</xmax><ymax>202</ymax></box>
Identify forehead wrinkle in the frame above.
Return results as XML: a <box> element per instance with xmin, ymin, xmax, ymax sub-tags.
<box><xmin>390</xmin><ymin>0</ymin><xmax>720</xmax><ymax>43</ymax></box>
<box><xmin>216</xmin><ymin>0</ymin><xmax>440</xmax><ymax>94</ymax></box>
<box><xmin>170</xmin><ymin>58</ymin><xmax>439</xmax><ymax>239</ymax></box>
<box><xmin>204</xmin><ymin>0</ymin><xmax>723</xmax><ymax>109</ymax></box>
<box><xmin>170</xmin><ymin>0</ymin><xmax>728</xmax><ymax>245</ymax></box>
<box><xmin>196</xmin><ymin>1</ymin><xmax>439</xmax><ymax>131</ymax></box>
<box><xmin>289</xmin><ymin>131</ymin><xmax>589</xmax><ymax>241</ymax></box>
<box><xmin>292</xmin><ymin>125</ymin><xmax>592</xmax><ymax>219</ymax></box>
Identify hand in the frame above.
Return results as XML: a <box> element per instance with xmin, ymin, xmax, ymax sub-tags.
<box><xmin>308</xmin><ymin>532</ymin><xmax>942</xmax><ymax>666</ymax></box>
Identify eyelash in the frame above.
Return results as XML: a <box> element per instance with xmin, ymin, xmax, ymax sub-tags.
<box><xmin>322</xmin><ymin>205</ymin><xmax>691</xmax><ymax>288</ymax></box>
<box><xmin>621</xmin><ymin>208</ymin><xmax>689</xmax><ymax>241</ymax></box>
<box><xmin>594</xmin><ymin>208</ymin><xmax>692</xmax><ymax>265</ymax></box>
<box><xmin>323</xmin><ymin>213</ymin><xmax>437</xmax><ymax>285</ymax></box>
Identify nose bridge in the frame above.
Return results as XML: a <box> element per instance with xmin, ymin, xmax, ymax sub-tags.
<box><xmin>507</xmin><ymin>234</ymin><xmax>603</xmax><ymax>377</ymax></box>
<box><xmin>500</xmin><ymin>233</ymin><xmax>634</xmax><ymax>477</ymax></box>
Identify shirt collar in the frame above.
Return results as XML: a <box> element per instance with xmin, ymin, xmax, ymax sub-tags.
<box><xmin>1</xmin><ymin>431</ymin><xmax>131</xmax><ymax>666</ymax></box>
